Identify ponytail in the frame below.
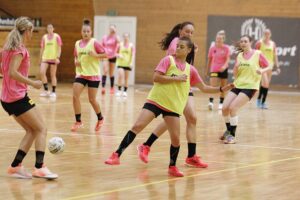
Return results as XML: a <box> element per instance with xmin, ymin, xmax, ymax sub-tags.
<box><xmin>4</xmin><ymin>17</ymin><xmax>33</xmax><ymax>50</ymax></box>
<box><xmin>159</xmin><ymin>21</ymin><xmax>194</xmax><ymax>51</ymax></box>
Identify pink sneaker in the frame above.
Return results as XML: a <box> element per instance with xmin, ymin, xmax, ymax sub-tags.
<box><xmin>137</xmin><ymin>144</ymin><xmax>150</xmax><ymax>163</ymax></box>
<box><xmin>168</xmin><ymin>166</ymin><xmax>184</xmax><ymax>177</ymax></box>
<box><xmin>7</xmin><ymin>164</ymin><xmax>32</xmax><ymax>179</ymax></box>
<box><xmin>32</xmin><ymin>165</ymin><xmax>58</xmax><ymax>180</ymax></box>
<box><xmin>105</xmin><ymin>152</ymin><xmax>120</xmax><ymax>165</ymax></box>
<box><xmin>110</xmin><ymin>88</ymin><xmax>115</xmax><ymax>94</ymax></box>
<box><xmin>95</xmin><ymin>119</ymin><xmax>104</xmax><ymax>132</ymax></box>
<box><xmin>71</xmin><ymin>122</ymin><xmax>83</xmax><ymax>132</ymax></box>
<box><xmin>185</xmin><ymin>155</ymin><xmax>208</xmax><ymax>168</ymax></box>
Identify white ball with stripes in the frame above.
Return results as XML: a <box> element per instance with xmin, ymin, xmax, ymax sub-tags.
<box><xmin>48</xmin><ymin>137</ymin><xmax>65</xmax><ymax>154</ymax></box>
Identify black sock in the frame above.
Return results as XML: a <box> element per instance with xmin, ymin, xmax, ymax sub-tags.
<box><xmin>35</xmin><ymin>151</ymin><xmax>45</xmax><ymax>169</ymax></box>
<box><xmin>11</xmin><ymin>149</ymin><xmax>27</xmax><ymax>167</ymax></box>
<box><xmin>220</xmin><ymin>97</ymin><xmax>224</xmax><ymax>104</ymax></box>
<box><xmin>116</xmin><ymin>130</ymin><xmax>136</xmax><ymax>156</ymax></box>
<box><xmin>187</xmin><ymin>143</ymin><xmax>196</xmax><ymax>158</ymax></box>
<box><xmin>143</xmin><ymin>133</ymin><xmax>158</xmax><ymax>147</ymax></box>
<box><xmin>52</xmin><ymin>86</ymin><xmax>56</xmax><ymax>93</ymax></box>
<box><xmin>75</xmin><ymin>114</ymin><xmax>81</xmax><ymax>122</ymax></box>
<box><xmin>110</xmin><ymin>76</ymin><xmax>115</xmax><ymax>88</ymax></box>
<box><xmin>169</xmin><ymin>145</ymin><xmax>180</xmax><ymax>166</ymax></box>
<box><xmin>43</xmin><ymin>83</ymin><xmax>48</xmax><ymax>91</ymax></box>
<box><xmin>262</xmin><ymin>87</ymin><xmax>269</xmax><ymax>104</ymax></box>
<box><xmin>226</xmin><ymin>123</ymin><xmax>231</xmax><ymax>131</ymax></box>
<box><xmin>230</xmin><ymin>125</ymin><xmax>237</xmax><ymax>137</ymax></box>
<box><xmin>102</xmin><ymin>76</ymin><xmax>107</xmax><ymax>87</ymax></box>
<box><xmin>124</xmin><ymin>87</ymin><xmax>128</xmax><ymax>92</ymax></box>
<box><xmin>257</xmin><ymin>85</ymin><xmax>263</xmax><ymax>100</ymax></box>
<box><xmin>118</xmin><ymin>86</ymin><xmax>122</xmax><ymax>90</ymax></box>
<box><xmin>97</xmin><ymin>112</ymin><xmax>103</xmax><ymax>121</ymax></box>
<box><xmin>209</xmin><ymin>97</ymin><xmax>214</xmax><ymax>103</ymax></box>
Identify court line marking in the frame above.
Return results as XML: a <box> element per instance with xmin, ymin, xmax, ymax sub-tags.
<box><xmin>62</xmin><ymin>155</ymin><xmax>300</xmax><ymax>200</ymax></box>
<box><xmin>1</xmin><ymin>128</ymin><xmax>300</xmax><ymax>152</ymax></box>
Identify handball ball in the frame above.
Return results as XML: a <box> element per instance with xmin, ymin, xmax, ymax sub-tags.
<box><xmin>48</xmin><ymin>137</ymin><xmax>65</xmax><ymax>154</ymax></box>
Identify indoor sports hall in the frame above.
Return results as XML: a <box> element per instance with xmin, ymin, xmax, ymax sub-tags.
<box><xmin>0</xmin><ymin>1</ymin><xmax>300</xmax><ymax>199</ymax></box>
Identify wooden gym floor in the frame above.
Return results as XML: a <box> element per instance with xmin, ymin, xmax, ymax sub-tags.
<box><xmin>0</xmin><ymin>83</ymin><xmax>300</xmax><ymax>200</ymax></box>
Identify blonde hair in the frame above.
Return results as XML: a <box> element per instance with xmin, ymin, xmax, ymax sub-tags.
<box><xmin>4</xmin><ymin>17</ymin><xmax>33</xmax><ymax>50</ymax></box>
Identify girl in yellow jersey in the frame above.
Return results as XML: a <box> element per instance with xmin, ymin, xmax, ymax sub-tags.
<box><xmin>138</xmin><ymin>22</ymin><xmax>208</xmax><ymax>168</ymax></box>
<box><xmin>105</xmin><ymin>37</ymin><xmax>233</xmax><ymax>177</ymax></box>
<box><xmin>221</xmin><ymin>35</ymin><xmax>270</xmax><ymax>144</ymax></box>
<box><xmin>39</xmin><ymin>24</ymin><xmax>62</xmax><ymax>97</ymax></box>
<box><xmin>71</xmin><ymin>19</ymin><xmax>107</xmax><ymax>132</ymax></box>
<box><xmin>115</xmin><ymin>33</ymin><xmax>135</xmax><ymax>97</ymax></box>
<box><xmin>255</xmin><ymin>29</ymin><xmax>280</xmax><ymax>109</ymax></box>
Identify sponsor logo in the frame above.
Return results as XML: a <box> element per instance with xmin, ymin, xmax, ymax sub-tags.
<box><xmin>241</xmin><ymin>18</ymin><xmax>267</xmax><ymax>40</ymax></box>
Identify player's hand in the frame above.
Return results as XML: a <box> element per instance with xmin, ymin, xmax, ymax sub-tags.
<box><xmin>256</xmin><ymin>69</ymin><xmax>262</xmax><ymax>75</ymax></box>
<box><xmin>276</xmin><ymin>67</ymin><xmax>281</xmax><ymax>74</ymax></box>
<box><xmin>175</xmin><ymin>74</ymin><xmax>188</xmax><ymax>82</ymax></box>
<box><xmin>117</xmin><ymin>54</ymin><xmax>124</xmax><ymax>59</ymax></box>
<box><xmin>75</xmin><ymin>60</ymin><xmax>81</xmax><ymax>67</ymax></box>
<box><xmin>88</xmin><ymin>51</ymin><xmax>98</xmax><ymax>57</ymax></box>
<box><xmin>221</xmin><ymin>83</ymin><xmax>235</xmax><ymax>92</ymax></box>
<box><xmin>32</xmin><ymin>80</ymin><xmax>43</xmax><ymax>89</ymax></box>
<box><xmin>219</xmin><ymin>66</ymin><xmax>226</xmax><ymax>72</ymax></box>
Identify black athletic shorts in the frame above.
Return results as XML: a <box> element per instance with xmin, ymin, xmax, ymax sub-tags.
<box><xmin>108</xmin><ymin>57</ymin><xmax>117</xmax><ymax>63</ymax></box>
<box><xmin>117</xmin><ymin>66</ymin><xmax>132</xmax><ymax>71</ymax></box>
<box><xmin>210</xmin><ymin>69</ymin><xmax>228</xmax><ymax>79</ymax></box>
<box><xmin>231</xmin><ymin>88</ymin><xmax>257</xmax><ymax>100</ymax></box>
<box><xmin>143</xmin><ymin>103</ymin><xmax>179</xmax><ymax>118</ymax></box>
<box><xmin>1</xmin><ymin>94</ymin><xmax>35</xmax><ymax>117</ymax></box>
<box><xmin>74</xmin><ymin>78</ymin><xmax>100</xmax><ymax>88</ymax></box>
<box><xmin>189</xmin><ymin>92</ymin><xmax>194</xmax><ymax>96</ymax></box>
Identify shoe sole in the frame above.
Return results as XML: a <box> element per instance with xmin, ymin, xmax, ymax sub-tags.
<box><xmin>104</xmin><ymin>161</ymin><xmax>120</xmax><ymax>165</ymax></box>
<box><xmin>185</xmin><ymin>163</ymin><xmax>208</xmax><ymax>168</ymax></box>
<box><xmin>71</xmin><ymin>125</ymin><xmax>83</xmax><ymax>132</ymax></box>
<box><xmin>33</xmin><ymin>175</ymin><xmax>58</xmax><ymax>180</ymax></box>
<box><xmin>9</xmin><ymin>173</ymin><xmax>32</xmax><ymax>179</ymax></box>
<box><xmin>224</xmin><ymin>141</ymin><xmax>236</xmax><ymax>144</ymax></box>
<box><xmin>168</xmin><ymin>172</ymin><xmax>184</xmax><ymax>177</ymax></box>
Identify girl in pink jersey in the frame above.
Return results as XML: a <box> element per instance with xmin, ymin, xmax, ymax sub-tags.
<box><xmin>137</xmin><ymin>22</ymin><xmax>208</xmax><ymax>168</ymax></box>
<box><xmin>207</xmin><ymin>31</ymin><xmax>231</xmax><ymax>110</ymax></box>
<box><xmin>1</xmin><ymin>17</ymin><xmax>57</xmax><ymax>179</ymax></box>
<box><xmin>71</xmin><ymin>19</ymin><xmax>107</xmax><ymax>132</ymax></box>
<box><xmin>39</xmin><ymin>24</ymin><xmax>62</xmax><ymax>98</ymax></box>
<box><xmin>105</xmin><ymin>37</ymin><xmax>233</xmax><ymax>177</ymax></box>
<box><xmin>101</xmin><ymin>24</ymin><xmax>120</xmax><ymax>95</ymax></box>
<box><xmin>221</xmin><ymin>35</ymin><xmax>269</xmax><ymax>144</ymax></box>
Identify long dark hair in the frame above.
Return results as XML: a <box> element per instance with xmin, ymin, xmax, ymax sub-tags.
<box><xmin>159</xmin><ymin>21</ymin><xmax>195</xmax><ymax>64</ymax></box>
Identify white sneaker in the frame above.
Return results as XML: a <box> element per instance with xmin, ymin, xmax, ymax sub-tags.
<box><xmin>208</xmin><ymin>102</ymin><xmax>213</xmax><ymax>110</ymax></box>
<box><xmin>122</xmin><ymin>92</ymin><xmax>127</xmax><ymax>97</ymax></box>
<box><xmin>32</xmin><ymin>165</ymin><xmax>58</xmax><ymax>180</ymax></box>
<box><xmin>40</xmin><ymin>91</ymin><xmax>50</xmax><ymax>97</ymax></box>
<box><xmin>218</xmin><ymin>103</ymin><xmax>223</xmax><ymax>110</ymax></box>
<box><xmin>116</xmin><ymin>91</ymin><xmax>122</xmax><ymax>97</ymax></box>
<box><xmin>49</xmin><ymin>92</ymin><xmax>56</xmax><ymax>98</ymax></box>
